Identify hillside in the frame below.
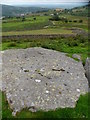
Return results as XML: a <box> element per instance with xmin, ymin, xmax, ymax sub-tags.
<box><xmin>1</xmin><ymin>4</ymin><xmax>49</xmax><ymax>16</ymax></box>
<box><xmin>69</xmin><ymin>4</ymin><xmax>89</xmax><ymax>17</ymax></box>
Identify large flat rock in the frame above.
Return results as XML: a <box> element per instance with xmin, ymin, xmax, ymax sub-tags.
<box><xmin>0</xmin><ymin>47</ymin><xmax>88</xmax><ymax>116</ymax></box>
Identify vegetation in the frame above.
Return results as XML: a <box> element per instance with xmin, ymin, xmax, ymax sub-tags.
<box><xmin>49</xmin><ymin>13</ymin><xmax>60</xmax><ymax>21</ymax></box>
<box><xmin>2</xmin><ymin>4</ymin><xmax>49</xmax><ymax>17</ymax></box>
<box><xmin>1</xmin><ymin>3</ymin><xmax>89</xmax><ymax>119</ymax></box>
<box><xmin>66</xmin><ymin>4</ymin><xmax>89</xmax><ymax>17</ymax></box>
<box><xmin>2</xmin><ymin>14</ymin><xmax>88</xmax><ymax>32</ymax></box>
<box><xmin>2</xmin><ymin>35</ymin><xmax>88</xmax><ymax>65</ymax></box>
<box><xmin>2</xmin><ymin>28</ymin><xmax>73</xmax><ymax>36</ymax></box>
<box><xmin>2</xmin><ymin>16</ymin><xmax>52</xmax><ymax>32</ymax></box>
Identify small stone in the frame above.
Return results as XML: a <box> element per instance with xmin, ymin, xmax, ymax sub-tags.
<box><xmin>40</xmin><ymin>68</ymin><xmax>45</xmax><ymax>72</ymax></box>
<box><xmin>52</xmin><ymin>89</ymin><xmax>55</xmax><ymax>91</ymax></box>
<box><xmin>77</xmin><ymin>89</ymin><xmax>80</xmax><ymax>92</ymax></box>
<box><xmin>12</xmin><ymin>111</ymin><xmax>16</xmax><ymax>116</ymax></box>
<box><xmin>46</xmin><ymin>90</ymin><xmax>49</xmax><ymax>94</ymax></box>
<box><xmin>21</xmin><ymin>89</ymin><xmax>23</xmax><ymax>91</ymax></box>
<box><xmin>35</xmin><ymin>79</ymin><xmax>41</xmax><ymax>83</ymax></box>
<box><xmin>19</xmin><ymin>70</ymin><xmax>22</xmax><ymax>73</ymax></box>
<box><xmin>1</xmin><ymin>51</ymin><xmax>4</xmax><ymax>54</ymax></box>
<box><xmin>72</xmin><ymin>54</ymin><xmax>81</xmax><ymax>61</ymax></box>
<box><xmin>47</xmin><ymin>98</ymin><xmax>49</xmax><ymax>101</ymax></box>
<box><xmin>31</xmin><ymin>102</ymin><xmax>35</xmax><ymax>107</ymax></box>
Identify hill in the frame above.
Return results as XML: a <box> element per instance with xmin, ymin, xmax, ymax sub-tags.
<box><xmin>69</xmin><ymin>4</ymin><xmax>89</xmax><ymax>17</ymax></box>
<box><xmin>1</xmin><ymin>4</ymin><xmax>49</xmax><ymax>17</ymax></box>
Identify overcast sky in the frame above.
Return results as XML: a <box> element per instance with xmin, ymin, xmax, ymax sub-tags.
<box><xmin>0</xmin><ymin>0</ymin><xmax>89</xmax><ymax>5</ymax></box>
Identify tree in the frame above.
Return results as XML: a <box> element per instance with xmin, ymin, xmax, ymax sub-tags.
<box><xmin>53</xmin><ymin>13</ymin><xmax>60</xmax><ymax>21</ymax></box>
<box><xmin>79</xmin><ymin>20</ymin><xmax>83</xmax><ymax>23</ymax></box>
<box><xmin>22</xmin><ymin>16</ymin><xmax>25</xmax><ymax>22</ymax></box>
<box><xmin>33</xmin><ymin>17</ymin><xmax>36</xmax><ymax>20</ymax></box>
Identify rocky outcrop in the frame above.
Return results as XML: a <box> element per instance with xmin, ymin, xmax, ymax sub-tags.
<box><xmin>84</xmin><ymin>57</ymin><xmax>90</xmax><ymax>87</ymax></box>
<box><xmin>0</xmin><ymin>48</ymin><xmax>88</xmax><ymax>116</ymax></box>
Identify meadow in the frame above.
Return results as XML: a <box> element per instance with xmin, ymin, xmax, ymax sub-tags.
<box><xmin>2</xmin><ymin>14</ymin><xmax>88</xmax><ymax>33</ymax></box>
<box><xmin>1</xmin><ymin>9</ymin><xmax>89</xmax><ymax>119</ymax></box>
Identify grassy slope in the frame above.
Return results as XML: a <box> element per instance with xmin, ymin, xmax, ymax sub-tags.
<box><xmin>2</xmin><ymin>15</ymin><xmax>88</xmax><ymax>33</ymax></box>
<box><xmin>2</xmin><ymin>4</ymin><xmax>49</xmax><ymax>17</ymax></box>
<box><xmin>2</xmin><ymin>16</ymin><xmax>51</xmax><ymax>32</ymax></box>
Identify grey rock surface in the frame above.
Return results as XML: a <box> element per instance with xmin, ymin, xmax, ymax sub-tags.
<box><xmin>84</xmin><ymin>57</ymin><xmax>90</xmax><ymax>87</ymax></box>
<box><xmin>72</xmin><ymin>54</ymin><xmax>81</xmax><ymax>61</ymax></box>
<box><xmin>0</xmin><ymin>47</ymin><xmax>89</xmax><ymax>116</ymax></box>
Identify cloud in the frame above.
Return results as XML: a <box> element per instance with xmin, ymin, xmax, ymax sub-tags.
<box><xmin>0</xmin><ymin>0</ymin><xmax>89</xmax><ymax>5</ymax></box>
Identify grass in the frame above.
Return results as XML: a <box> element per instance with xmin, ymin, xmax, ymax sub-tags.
<box><xmin>2</xmin><ymin>28</ymin><xmax>73</xmax><ymax>36</ymax></box>
<box><xmin>2</xmin><ymin>14</ymin><xmax>88</xmax><ymax>33</ymax></box>
<box><xmin>2</xmin><ymin>35</ymin><xmax>88</xmax><ymax>65</ymax></box>
<box><xmin>1</xmin><ymin>90</ymin><xmax>89</xmax><ymax>118</ymax></box>
<box><xmin>2</xmin><ymin>16</ymin><xmax>51</xmax><ymax>32</ymax></box>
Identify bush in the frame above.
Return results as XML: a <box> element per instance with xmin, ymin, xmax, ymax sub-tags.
<box><xmin>79</xmin><ymin>20</ymin><xmax>83</xmax><ymax>23</ymax></box>
<box><xmin>33</xmin><ymin>17</ymin><xmax>36</xmax><ymax>20</ymax></box>
<box><xmin>16</xmin><ymin>16</ymin><xmax>21</xmax><ymax>19</ymax></box>
<box><xmin>8</xmin><ymin>42</ymin><xmax>17</xmax><ymax>47</ymax></box>
<box><xmin>67</xmin><ymin>40</ymin><xmax>78</xmax><ymax>47</ymax></box>
<box><xmin>49</xmin><ymin>13</ymin><xmax>60</xmax><ymax>21</ymax></box>
<box><xmin>22</xmin><ymin>17</ymin><xmax>26</xmax><ymax>22</ymax></box>
<box><xmin>73</xmin><ymin>20</ymin><xmax>77</xmax><ymax>23</ymax></box>
<box><xmin>69</xmin><ymin>20</ymin><xmax>72</xmax><ymax>22</ymax></box>
<box><xmin>65</xmin><ymin>20</ymin><xmax>68</xmax><ymax>23</ymax></box>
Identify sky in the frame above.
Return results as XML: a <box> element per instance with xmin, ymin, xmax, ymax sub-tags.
<box><xmin>0</xmin><ymin>0</ymin><xmax>89</xmax><ymax>5</ymax></box>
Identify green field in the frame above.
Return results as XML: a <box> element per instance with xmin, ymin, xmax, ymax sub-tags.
<box><xmin>2</xmin><ymin>14</ymin><xmax>88</xmax><ymax>33</ymax></box>
<box><xmin>2</xmin><ymin>16</ymin><xmax>51</xmax><ymax>32</ymax></box>
<box><xmin>1</xmin><ymin>9</ymin><xmax>89</xmax><ymax>119</ymax></box>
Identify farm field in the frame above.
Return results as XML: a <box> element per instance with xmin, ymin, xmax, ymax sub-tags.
<box><xmin>2</xmin><ymin>14</ymin><xmax>88</xmax><ymax>33</ymax></box>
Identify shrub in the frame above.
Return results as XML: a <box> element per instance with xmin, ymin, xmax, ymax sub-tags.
<box><xmin>79</xmin><ymin>20</ymin><xmax>83</xmax><ymax>23</ymax></box>
<box><xmin>73</xmin><ymin>20</ymin><xmax>77</xmax><ymax>23</ymax></box>
<box><xmin>65</xmin><ymin>20</ymin><xmax>68</xmax><ymax>23</ymax></box>
<box><xmin>16</xmin><ymin>16</ymin><xmax>21</xmax><ymax>19</ymax></box>
<box><xmin>49</xmin><ymin>13</ymin><xmax>60</xmax><ymax>21</ymax></box>
<box><xmin>69</xmin><ymin>20</ymin><xmax>72</xmax><ymax>22</ymax></box>
<box><xmin>22</xmin><ymin>17</ymin><xmax>26</xmax><ymax>22</ymax></box>
<box><xmin>68</xmin><ymin>40</ymin><xmax>78</xmax><ymax>47</ymax></box>
<box><xmin>8</xmin><ymin>42</ymin><xmax>17</xmax><ymax>47</ymax></box>
<box><xmin>33</xmin><ymin>17</ymin><xmax>36</xmax><ymax>20</ymax></box>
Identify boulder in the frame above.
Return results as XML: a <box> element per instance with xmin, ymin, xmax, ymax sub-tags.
<box><xmin>0</xmin><ymin>48</ymin><xmax>88</xmax><ymax>116</ymax></box>
<box><xmin>84</xmin><ymin>57</ymin><xmax>90</xmax><ymax>87</ymax></box>
<box><xmin>72</xmin><ymin>54</ymin><xmax>81</xmax><ymax>61</ymax></box>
